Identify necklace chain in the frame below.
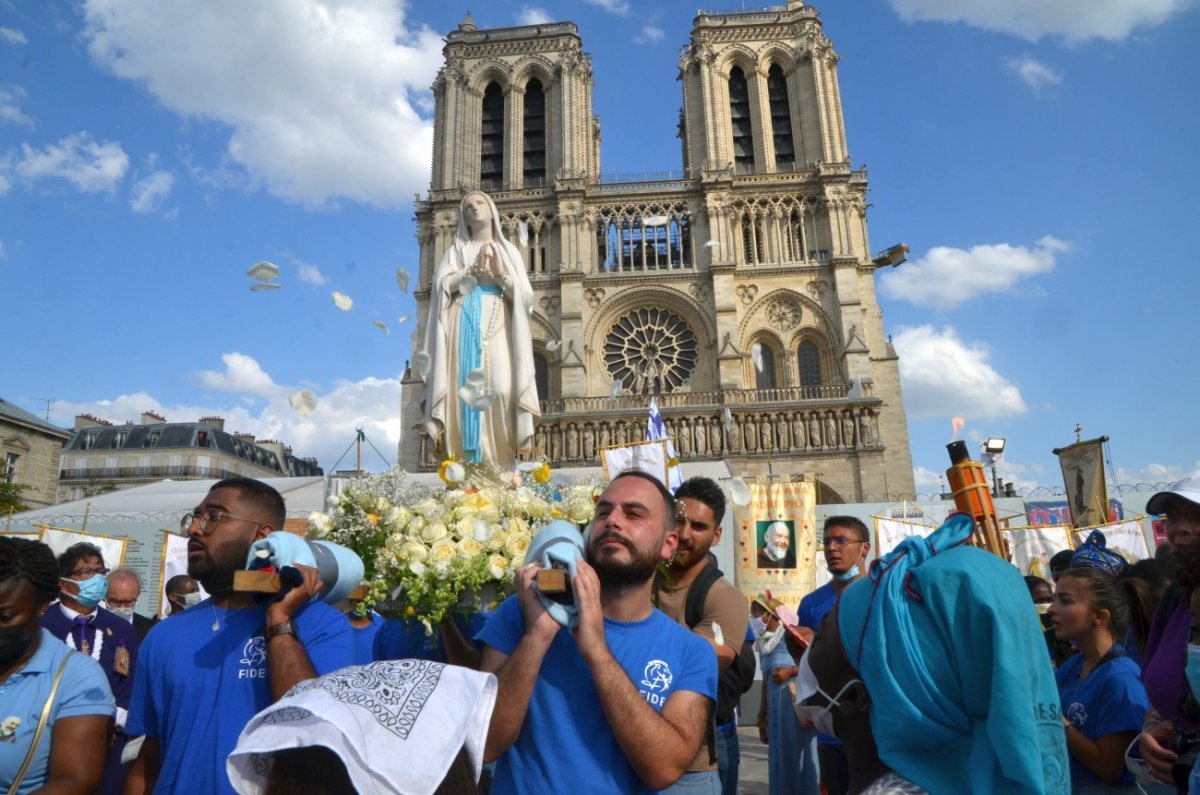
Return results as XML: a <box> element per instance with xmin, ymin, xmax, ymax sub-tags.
<box><xmin>210</xmin><ymin>599</ymin><xmax>255</xmax><ymax>632</ymax></box>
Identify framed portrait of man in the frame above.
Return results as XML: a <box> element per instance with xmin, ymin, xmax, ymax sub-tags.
<box><xmin>756</xmin><ymin>519</ymin><xmax>796</xmax><ymax>569</ymax></box>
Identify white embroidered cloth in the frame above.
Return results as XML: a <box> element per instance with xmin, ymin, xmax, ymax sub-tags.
<box><xmin>227</xmin><ymin>659</ymin><xmax>497</xmax><ymax>795</ymax></box>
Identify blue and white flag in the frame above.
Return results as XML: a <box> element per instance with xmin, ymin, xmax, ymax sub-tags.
<box><xmin>647</xmin><ymin>397</ymin><xmax>683</xmax><ymax>493</ymax></box>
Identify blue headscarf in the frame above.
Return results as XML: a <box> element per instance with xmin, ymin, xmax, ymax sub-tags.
<box><xmin>1069</xmin><ymin>530</ymin><xmax>1127</xmax><ymax>576</ymax></box>
<box><xmin>837</xmin><ymin>513</ymin><xmax>1070</xmax><ymax>794</ymax></box>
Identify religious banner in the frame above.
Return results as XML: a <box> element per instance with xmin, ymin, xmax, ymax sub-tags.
<box><xmin>731</xmin><ymin>478</ymin><xmax>818</xmax><ymax>608</ymax></box>
<box><xmin>1026</xmin><ymin>499</ymin><xmax>1122</xmax><ymax>526</ymax></box>
<box><xmin>1077</xmin><ymin>519</ymin><xmax>1151</xmax><ymax>564</ymax></box>
<box><xmin>600</xmin><ymin>439</ymin><xmax>670</xmax><ymax>485</ymax></box>
<box><xmin>38</xmin><ymin>526</ymin><xmax>128</xmax><ymax>570</ymax></box>
<box><xmin>158</xmin><ymin>530</ymin><xmax>209</xmax><ymax>617</ymax></box>
<box><xmin>1053</xmin><ymin>438</ymin><xmax>1108</xmax><ymax>527</ymax></box>
<box><xmin>1006</xmin><ymin>525</ymin><xmax>1073</xmax><ymax>579</ymax></box>
<box><xmin>874</xmin><ymin>517</ymin><xmax>933</xmax><ymax>556</ymax></box>
<box><xmin>0</xmin><ymin>531</ymin><xmax>40</xmax><ymax>540</ymax></box>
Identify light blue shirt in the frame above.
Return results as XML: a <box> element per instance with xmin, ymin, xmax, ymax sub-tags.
<box><xmin>0</xmin><ymin>628</ymin><xmax>115</xmax><ymax>795</ymax></box>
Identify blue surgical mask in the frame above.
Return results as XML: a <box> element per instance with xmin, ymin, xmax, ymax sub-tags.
<box><xmin>63</xmin><ymin>574</ymin><xmax>108</xmax><ymax>609</ymax></box>
<box><xmin>1186</xmin><ymin>644</ymin><xmax>1200</xmax><ymax>699</ymax></box>
<box><xmin>832</xmin><ymin>564</ymin><xmax>860</xmax><ymax>582</ymax></box>
<box><xmin>749</xmin><ymin>616</ymin><xmax>767</xmax><ymax>637</ymax></box>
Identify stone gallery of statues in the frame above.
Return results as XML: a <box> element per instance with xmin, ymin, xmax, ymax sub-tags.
<box><xmin>419</xmin><ymin>191</ymin><xmax>540</xmax><ymax>468</ymax></box>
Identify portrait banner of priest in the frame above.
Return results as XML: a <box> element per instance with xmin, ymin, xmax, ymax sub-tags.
<box><xmin>38</xmin><ymin>525</ymin><xmax>128</xmax><ymax>569</ymax></box>
<box><xmin>1006</xmin><ymin>525</ymin><xmax>1074</xmax><ymax>580</ymax></box>
<box><xmin>731</xmin><ymin>478</ymin><xmax>818</xmax><ymax>607</ymax></box>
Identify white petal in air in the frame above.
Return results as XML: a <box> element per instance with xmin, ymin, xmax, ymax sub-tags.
<box><xmin>397</xmin><ymin>315</ymin><xmax>411</xmax><ymax>325</ymax></box>
<box><xmin>730</xmin><ymin>477</ymin><xmax>752</xmax><ymax>507</ymax></box>
<box><xmin>724</xmin><ymin>407</ymin><xmax>734</xmax><ymax>430</ymax></box>
<box><xmin>517</xmin><ymin>220</ymin><xmax>529</xmax><ymax>248</ymax></box>
<box><xmin>443</xmin><ymin>462</ymin><xmax>466</xmax><ymax>484</ymax></box>
<box><xmin>373</xmin><ymin>320</ymin><xmax>389</xmax><ymax>334</ymax></box>
<box><xmin>704</xmin><ymin>240</ymin><xmax>721</xmax><ymax>249</ymax></box>
<box><xmin>249</xmin><ymin>283</ymin><xmax>282</xmax><ymax>292</ymax></box>
<box><xmin>466</xmin><ymin>368</ymin><xmax>487</xmax><ymax>389</ymax></box>
<box><xmin>246</xmin><ymin>261</ymin><xmax>279</xmax><ymax>282</ymax></box>
<box><xmin>412</xmin><ymin>351</ymin><xmax>431</xmax><ymax>379</ymax></box>
<box><xmin>643</xmin><ymin>215</ymin><xmax>669</xmax><ymax>227</ymax></box>
<box><xmin>473</xmin><ymin>518</ymin><xmax>493</xmax><ymax>542</ymax></box>
<box><xmin>458</xmin><ymin>385</ymin><xmax>479</xmax><ymax>404</ymax></box>
<box><xmin>712</xmin><ymin>621</ymin><xmax>725</xmax><ymax>648</ymax></box>
<box><xmin>545</xmin><ymin>339</ymin><xmax>561</xmax><ymax>352</ymax></box>
<box><xmin>459</xmin><ymin>274</ymin><xmax>478</xmax><ymax>296</ymax></box>
<box><xmin>609</xmin><ymin>379</ymin><xmax>623</xmax><ymax>401</ymax></box>
<box><xmin>332</xmin><ymin>291</ymin><xmax>354</xmax><ymax>311</ymax></box>
<box><xmin>288</xmin><ymin>388</ymin><xmax>318</xmax><ymax>418</ymax></box>
<box><xmin>470</xmin><ymin>392</ymin><xmax>495</xmax><ymax>411</ymax></box>
<box><xmin>395</xmin><ymin>267</ymin><xmax>410</xmax><ymax>293</ymax></box>
<box><xmin>751</xmin><ymin>343</ymin><xmax>764</xmax><ymax>373</ymax></box>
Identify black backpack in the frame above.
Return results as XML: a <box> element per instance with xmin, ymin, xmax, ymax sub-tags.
<box><xmin>684</xmin><ymin>561</ymin><xmax>757</xmax><ymax>726</ymax></box>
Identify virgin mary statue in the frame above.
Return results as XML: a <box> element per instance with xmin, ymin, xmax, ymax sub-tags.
<box><xmin>420</xmin><ymin>191</ymin><xmax>539</xmax><ymax>467</ymax></box>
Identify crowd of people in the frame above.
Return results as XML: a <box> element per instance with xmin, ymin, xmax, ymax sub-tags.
<box><xmin>1</xmin><ymin>470</ymin><xmax>1199</xmax><ymax>794</ymax></box>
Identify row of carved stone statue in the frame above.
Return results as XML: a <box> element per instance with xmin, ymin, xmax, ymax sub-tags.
<box><xmin>417</xmin><ymin>406</ymin><xmax>879</xmax><ymax>466</ymax></box>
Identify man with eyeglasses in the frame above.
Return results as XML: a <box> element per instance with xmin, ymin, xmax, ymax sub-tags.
<box><xmin>105</xmin><ymin>567</ymin><xmax>155</xmax><ymax>641</ymax></box>
<box><xmin>794</xmin><ymin>515</ymin><xmax>872</xmax><ymax>795</ymax></box>
<box><xmin>124</xmin><ymin>477</ymin><xmax>354</xmax><ymax>795</ymax></box>
<box><xmin>41</xmin><ymin>542</ymin><xmax>140</xmax><ymax>795</ymax></box>
<box><xmin>1137</xmin><ymin>471</ymin><xmax>1200</xmax><ymax>786</ymax></box>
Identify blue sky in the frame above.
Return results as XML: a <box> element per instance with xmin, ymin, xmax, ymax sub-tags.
<box><xmin>1</xmin><ymin>0</ymin><xmax>1197</xmax><ymax>496</ymax></box>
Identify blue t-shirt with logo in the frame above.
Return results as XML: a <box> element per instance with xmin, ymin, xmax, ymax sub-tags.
<box><xmin>799</xmin><ymin>581</ymin><xmax>843</xmax><ymax>746</ymax></box>
<box><xmin>126</xmin><ymin>598</ymin><xmax>354</xmax><ymax>795</ymax></box>
<box><xmin>477</xmin><ymin>595</ymin><xmax>716</xmax><ymax>795</ymax></box>
<box><xmin>1055</xmin><ymin>647</ymin><xmax>1148</xmax><ymax>787</ymax></box>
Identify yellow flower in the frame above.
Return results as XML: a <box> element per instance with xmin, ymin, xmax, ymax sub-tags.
<box><xmin>487</xmin><ymin>554</ymin><xmax>509</xmax><ymax>580</ymax></box>
<box><xmin>533</xmin><ymin>461</ymin><xmax>551</xmax><ymax>483</ymax></box>
<box><xmin>420</xmin><ymin>522</ymin><xmax>449</xmax><ymax>544</ymax></box>
<box><xmin>405</xmin><ymin>605</ymin><xmax>415</xmax><ymax>617</ymax></box>
<box><xmin>504</xmin><ymin>532</ymin><xmax>530</xmax><ymax>558</ymax></box>
<box><xmin>439</xmin><ymin>459</ymin><xmax>465</xmax><ymax>485</ymax></box>
<box><xmin>399</xmin><ymin>541</ymin><xmax>428</xmax><ymax>563</ymax></box>
<box><xmin>457</xmin><ymin>537</ymin><xmax>484</xmax><ymax>558</ymax></box>
<box><xmin>366</xmin><ymin>513</ymin><xmax>380</xmax><ymax>525</ymax></box>
<box><xmin>429</xmin><ymin>539</ymin><xmax>458</xmax><ymax>565</ymax></box>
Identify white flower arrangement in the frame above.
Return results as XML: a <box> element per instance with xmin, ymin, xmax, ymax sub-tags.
<box><xmin>308</xmin><ymin>464</ymin><xmax>602</xmax><ymax>632</ymax></box>
<box><xmin>0</xmin><ymin>716</ymin><xmax>20</xmax><ymax>742</ymax></box>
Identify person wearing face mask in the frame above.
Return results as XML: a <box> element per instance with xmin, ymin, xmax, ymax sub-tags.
<box><xmin>1</xmin><ymin>537</ymin><xmax>115</xmax><ymax>795</ymax></box>
<box><xmin>794</xmin><ymin>516</ymin><xmax>871</xmax><ymax>795</ymax></box>
<box><xmin>752</xmin><ymin>595</ymin><xmax>815</xmax><ymax>795</ymax></box>
<box><xmin>39</xmin><ymin>542</ymin><xmax>139</xmax><ymax>795</ymax></box>
<box><xmin>105</xmin><ymin>568</ymin><xmax>154</xmax><ymax>641</ymax></box>
<box><xmin>794</xmin><ymin>513</ymin><xmax>1070</xmax><ymax>794</ymax></box>
<box><xmin>156</xmin><ymin>574</ymin><xmax>203</xmax><ymax>623</ymax></box>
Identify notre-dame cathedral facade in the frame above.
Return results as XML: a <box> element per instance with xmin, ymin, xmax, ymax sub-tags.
<box><xmin>399</xmin><ymin>1</ymin><xmax>915</xmax><ymax>503</ymax></box>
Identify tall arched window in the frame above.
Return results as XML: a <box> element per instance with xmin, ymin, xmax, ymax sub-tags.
<box><xmin>480</xmin><ymin>82</ymin><xmax>505</xmax><ymax>190</ymax></box>
<box><xmin>728</xmin><ymin>66</ymin><xmax>754</xmax><ymax>175</ymax></box>
<box><xmin>797</xmin><ymin>340</ymin><xmax>822</xmax><ymax>386</ymax></box>
<box><xmin>534</xmin><ymin>352</ymin><xmax>550</xmax><ymax>400</ymax></box>
<box><xmin>767</xmin><ymin>64</ymin><xmax>794</xmax><ymax>170</ymax></box>
<box><xmin>755</xmin><ymin>344</ymin><xmax>778</xmax><ymax>390</ymax></box>
<box><xmin>523</xmin><ymin>78</ymin><xmax>546</xmax><ymax>187</ymax></box>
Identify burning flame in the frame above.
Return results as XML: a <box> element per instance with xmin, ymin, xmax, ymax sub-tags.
<box><xmin>950</xmin><ymin>416</ymin><xmax>965</xmax><ymax>441</ymax></box>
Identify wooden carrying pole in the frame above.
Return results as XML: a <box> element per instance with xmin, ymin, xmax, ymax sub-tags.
<box><xmin>946</xmin><ymin>441</ymin><xmax>1008</xmax><ymax>558</ymax></box>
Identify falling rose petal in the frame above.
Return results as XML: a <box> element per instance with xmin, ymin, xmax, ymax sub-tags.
<box><xmin>704</xmin><ymin>240</ymin><xmax>721</xmax><ymax>249</ymax></box>
<box><xmin>444</xmin><ymin>462</ymin><xmax>466</xmax><ymax>484</ymax></box>
<box><xmin>609</xmin><ymin>379</ymin><xmax>623</xmax><ymax>400</ymax></box>
<box><xmin>288</xmin><ymin>388</ymin><xmax>318</xmax><ymax>418</ymax></box>
<box><xmin>516</xmin><ymin>461</ymin><xmax>541</xmax><ymax>473</ymax></box>
<box><xmin>458</xmin><ymin>385</ymin><xmax>479</xmax><ymax>404</ymax></box>
<box><xmin>332</xmin><ymin>291</ymin><xmax>354</xmax><ymax>311</ymax></box>
<box><xmin>751</xmin><ymin>343</ymin><xmax>764</xmax><ymax>373</ymax></box>
<box><xmin>459</xmin><ymin>274</ymin><xmax>478</xmax><ymax>296</ymax></box>
<box><xmin>643</xmin><ymin>214</ymin><xmax>669</xmax><ymax>227</ymax></box>
<box><xmin>412</xmin><ymin>351</ymin><xmax>431</xmax><ymax>379</ymax></box>
<box><xmin>545</xmin><ymin>339</ymin><xmax>561</xmax><ymax>352</ymax></box>
<box><xmin>466</xmin><ymin>368</ymin><xmax>487</xmax><ymax>388</ymax></box>
<box><xmin>470</xmin><ymin>392</ymin><xmax>495</xmax><ymax>411</ymax></box>
<box><xmin>246</xmin><ymin>261</ymin><xmax>279</xmax><ymax>282</ymax></box>
<box><xmin>373</xmin><ymin>320</ymin><xmax>390</xmax><ymax>334</ymax></box>
<box><xmin>730</xmin><ymin>477</ymin><xmax>752</xmax><ymax>507</ymax></box>
<box><xmin>712</xmin><ymin>621</ymin><xmax>725</xmax><ymax>648</ymax></box>
<box><xmin>473</xmin><ymin>518</ymin><xmax>493</xmax><ymax>542</ymax></box>
<box><xmin>409</xmin><ymin>560</ymin><xmax>427</xmax><ymax>576</ymax></box>
<box><xmin>517</xmin><ymin>220</ymin><xmax>529</xmax><ymax>248</ymax></box>
<box><xmin>395</xmin><ymin>267</ymin><xmax>410</xmax><ymax>293</ymax></box>
<box><xmin>249</xmin><ymin>283</ymin><xmax>282</xmax><ymax>292</ymax></box>
<box><xmin>724</xmin><ymin>407</ymin><xmax>734</xmax><ymax>430</ymax></box>
<box><xmin>397</xmin><ymin>315</ymin><xmax>411</xmax><ymax>325</ymax></box>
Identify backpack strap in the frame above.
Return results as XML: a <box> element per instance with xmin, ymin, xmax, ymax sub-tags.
<box><xmin>684</xmin><ymin>562</ymin><xmax>723</xmax><ymax>630</ymax></box>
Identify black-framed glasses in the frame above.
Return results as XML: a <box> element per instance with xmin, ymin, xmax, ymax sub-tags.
<box><xmin>66</xmin><ymin>566</ymin><xmax>110</xmax><ymax>578</ymax></box>
<box><xmin>179</xmin><ymin>508</ymin><xmax>264</xmax><ymax>536</ymax></box>
<box><xmin>822</xmin><ymin>536</ymin><xmax>864</xmax><ymax>548</ymax></box>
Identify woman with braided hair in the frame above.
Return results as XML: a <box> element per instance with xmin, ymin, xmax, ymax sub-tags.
<box><xmin>0</xmin><ymin>536</ymin><xmax>114</xmax><ymax>794</ymax></box>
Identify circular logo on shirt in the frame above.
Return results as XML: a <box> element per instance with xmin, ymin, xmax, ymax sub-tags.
<box><xmin>640</xmin><ymin>660</ymin><xmax>674</xmax><ymax>693</ymax></box>
<box><xmin>1066</xmin><ymin>702</ymin><xmax>1087</xmax><ymax>728</ymax></box>
<box><xmin>241</xmin><ymin>636</ymin><xmax>267</xmax><ymax>668</ymax></box>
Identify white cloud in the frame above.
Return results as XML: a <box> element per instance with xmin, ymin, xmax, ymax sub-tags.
<box><xmin>0</xmin><ymin>241</ymin><xmax>6</xmax><ymax>260</ymax></box>
<box><xmin>0</xmin><ymin>27</ymin><xmax>28</xmax><ymax>45</ymax></box>
<box><xmin>880</xmin><ymin>235</ymin><xmax>1068</xmax><ymax>310</ymax></box>
<box><xmin>130</xmin><ymin>169</ymin><xmax>174</xmax><ymax>213</ymax></box>
<box><xmin>582</xmin><ymin>0</ymin><xmax>631</xmax><ymax>16</ymax></box>
<box><xmin>517</xmin><ymin>6</ymin><xmax>554</xmax><ymax>25</ymax></box>
<box><xmin>1005</xmin><ymin>55</ymin><xmax>1062</xmax><ymax>93</ymax></box>
<box><xmin>1114</xmin><ymin>463</ymin><xmax>1200</xmax><ymax>487</ymax></box>
<box><xmin>0</xmin><ymin>86</ymin><xmax>33</xmax><ymax>127</ymax></box>
<box><xmin>194</xmin><ymin>352</ymin><xmax>285</xmax><ymax>397</ymax></box>
<box><xmin>52</xmin><ymin>371</ymin><xmax>402</xmax><ymax>473</ymax></box>
<box><xmin>893</xmin><ymin>324</ymin><xmax>1028</xmax><ymax>421</ymax></box>
<box><xmin>12</xmin><ymin>132</ymin><xmax>129</xmax><ymax>193</ymax></box>
<box><xmin>80</xmin><ymin>0</ymin><xmax>445</xmax><ymax>209</ymax></box>
<box><xmin>635</xmin><ymin>25</ymin><xmax>665</xmax><ymax>44</ymax></box>
<box><xmin>888</xmin><ymin>0</ymin><xmax>1191</xmax><ymax>43</ymax></box>
<box><xmin>293</xmin><ymin>258</ymin><xmax>329</xmax><ymax>286</ymax></box>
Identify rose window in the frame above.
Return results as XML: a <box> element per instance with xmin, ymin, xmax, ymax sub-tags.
<box><xmin>604</xmin><ymin>307</ymin><xmax>698</xmax><ymax>395</ymax></box>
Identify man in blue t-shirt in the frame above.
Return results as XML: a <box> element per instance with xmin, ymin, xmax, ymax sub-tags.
<box><xmin>796</xmin><ymin>515</ymin><xmax>871</xmax><ymax>795</ymax></box>
<box><xmin>478</xmin><ymin>471</ymin><xmax>717</xmax><ymax>794</ymax></box>
<box><xmin>124</xmin><ymin>477</ymin><xmax>355</xmax><ymax>795</ymax></box>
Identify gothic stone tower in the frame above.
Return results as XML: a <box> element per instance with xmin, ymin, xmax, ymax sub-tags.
<box><xmin>400</xmin><ymin>2</ymin><xmax>915</xmax><ymax>502</ymax></box>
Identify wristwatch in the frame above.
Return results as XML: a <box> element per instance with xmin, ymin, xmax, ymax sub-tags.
<box><xmin>265</xmin><ymin>619</ymin><xmax>296</xmax><ymax>640</ymax></box>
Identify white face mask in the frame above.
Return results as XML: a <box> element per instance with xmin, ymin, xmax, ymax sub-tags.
<box><xmin>107</xmin><ymin>605</ymin><xmax>135</xmax><ymax>622</ymax></box>
<box><xmin>750</xmin><ymin>616</ymin><xmax>767</xmax><ymax>637</ymax></box>
<box><xmin>792</xmin><ymin>648</ymin><xmax>862</xmax><ymax>738</ymax></box>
